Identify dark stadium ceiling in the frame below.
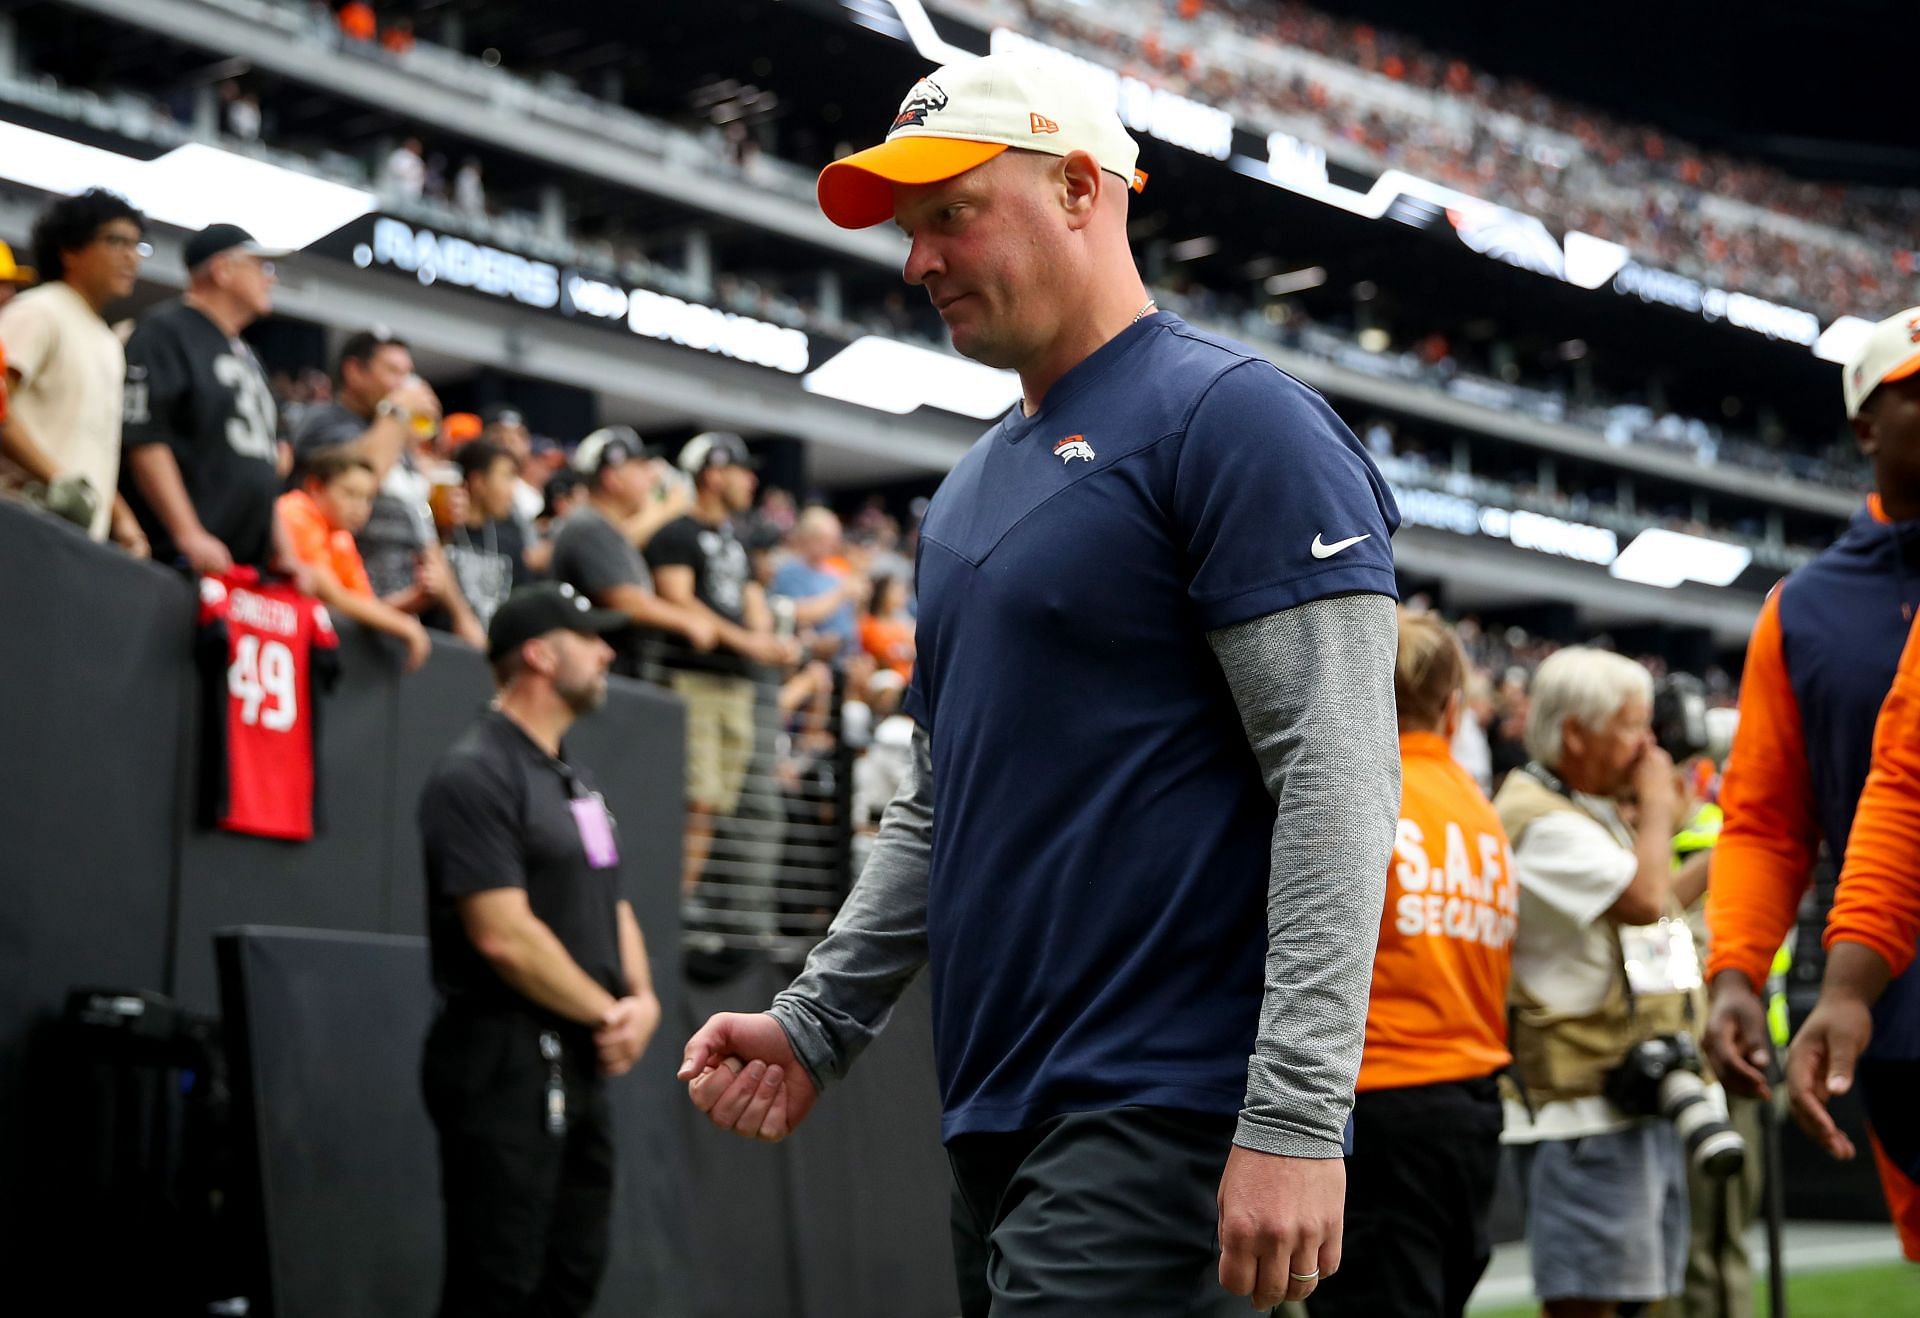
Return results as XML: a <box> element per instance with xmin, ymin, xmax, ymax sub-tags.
<box><xmin>1308</xmin><ymin>0</ymin><xmax>1918</xmax><ymax>184</ymax></box>
<box><xmin>431</xmin><ymin>0</ymin><xmax>1918</xmax><ymax>184</ymax></box>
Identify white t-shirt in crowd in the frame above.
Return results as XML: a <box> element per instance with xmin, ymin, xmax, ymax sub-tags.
<box><xmin>381</xmin><ymin>146</ymin><xmax>425</xmax><ymax>199</ymax></box>
<box><xmin>512</xmin><ymin>477</ymin><xmax>543</xmax><ymax>529</ymax></box>
<box><xmin>0</xmin><ymin>280</ymin><xmax>126</xmax><ymax>540</ymax></box>
<box><xmin>1452</xmin><ymin>714</ymin><xmax>1493</xmax><ymax>794</ymax></box>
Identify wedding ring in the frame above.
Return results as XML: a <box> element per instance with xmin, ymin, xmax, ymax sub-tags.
<box><xmin>1289</xmin><ymin>1270</ymin><xmax>1320</xmax><ymax>1283</ymax></box>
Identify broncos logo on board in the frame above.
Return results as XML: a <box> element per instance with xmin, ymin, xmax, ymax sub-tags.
<box><xmin>891</xmin><ymin>79</ymin><xmax>949</xmax><ymax>132</ymax></box>
<box><xmin>1053</xmin><ymin>435</ymin><xmax>1096</xmax><ymax>464</ymax></box>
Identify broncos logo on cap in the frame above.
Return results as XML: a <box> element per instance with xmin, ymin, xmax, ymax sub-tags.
<box><xmin>891</xmin><ymin>79</ymin><xmax>949</xmax><ymax>132</ymax></box>
<box><xmin>1054</xmin><ymin>435</ymin><xmax>1095</xmax><ymax>464</ymax></box>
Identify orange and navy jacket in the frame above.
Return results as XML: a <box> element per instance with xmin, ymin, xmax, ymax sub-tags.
<box><xmin>1358</xmin><ymin>731</ymin><xmax>1515</xmax><ymax>1092</ymax></box>
<box><xmin>1830</xmin><ymin>612</ymin><xmax>1920</xmax><ymax>1248</ymax></box>
<box><xmin>1709</xmin><ymin>495</ymin><xmax>1920</xmax><ymax>1061</ymax></box>
<box><xmin>1828</xmin><ymin>615</ymin><xmax>1920</xmax><ymax>977</ymax></box>
<box><xmin>1704</xmin><ymin>503</ymin><xmax>1920</xmax><ymax>1114</ymax></box>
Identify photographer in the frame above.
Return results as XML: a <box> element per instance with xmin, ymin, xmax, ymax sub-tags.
<box><xmin>1494</xmin><ymin>648</ymin><xmax>1716</xmax><ymax>1317</ymax></box>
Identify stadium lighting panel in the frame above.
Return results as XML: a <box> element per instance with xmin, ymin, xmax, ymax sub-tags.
<box><xmin>1263</xmin><ymin>266</ymin><xmax>1327</xmax><ymax>296</ymax></box>
<box><xmin>0</xmin><ymin>121</ymin><xmax>374</xmax><ymax>252</ymax></box>
<box><xmin>1608</xmin><ymin>529</ymin><xmax>1753</xmax><ymax>589</ymax></box>
<box><xmin>1813</xmin><ymin>315</ymin><xmax>1878</xmax><ymax>366</ymax></box>
<box><xmin>803</xmin><ymin>336</ymin><xmax>1021</xmax><ymax>418</ymax></box>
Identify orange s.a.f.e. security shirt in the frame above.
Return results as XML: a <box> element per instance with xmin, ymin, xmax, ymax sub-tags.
<box><xmin>1358</xmin><ymin>731</ymin><xmax>1516</xmax><ymax>1092</ymax></box>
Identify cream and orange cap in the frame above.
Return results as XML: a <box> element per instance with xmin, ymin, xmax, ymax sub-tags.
<box><xmin>817</xmin><ymin>52</ymin><xmax>1146</xmax><ymax>230</ymax></box>
<box><xmin>1844</xmin><ymin>306</ymin><xmax>1920</xmax><ymax>418</ymax></box>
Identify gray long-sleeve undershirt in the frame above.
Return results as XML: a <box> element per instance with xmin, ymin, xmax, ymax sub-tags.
<box><xmin>768</xmin><ymin>593</ymin><xmax>1400</xmax><ymax>1157</ymax></box>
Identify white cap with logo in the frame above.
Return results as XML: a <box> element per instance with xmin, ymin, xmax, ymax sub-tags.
<box><xmin>1844</xmin><ymin>306</ymin><xmax>1920</xmax><ymax>419</ymax></box>
<box><xmin>817</xmin><ymin>52</ymin><xmax>1146</xmax><ymax>230</ymax></box>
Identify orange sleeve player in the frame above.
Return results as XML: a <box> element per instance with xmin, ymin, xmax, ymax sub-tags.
<box><xmin>1826</xmin><ymin>617</ymin><xmax>1920</xmax><ymax>977</ymax></box>
<box><xmin>1707</xmin><ymin>588</ymin><xmax>1822</xmax><ymax>991</ymax></box>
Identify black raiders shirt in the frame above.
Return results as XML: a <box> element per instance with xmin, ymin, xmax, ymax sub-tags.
<box><xmin>643</xmin><ymin>514</ymin><xmax>752</xmax><ymax>677</ymax></box>
<box><xmin>122</xmin><ymin>300</ymin><xmax>282</xmax><ymax>568</ymax></box>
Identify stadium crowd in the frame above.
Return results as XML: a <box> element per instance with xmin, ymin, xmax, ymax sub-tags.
<box><xmin>1</xmin><ymin>23</ymin><xmax>1875</xmax><ymax>498</ymax></box>
<box><xmin>287</xmin><ymin>0</ymin><xmax>1920</xmax><ymax>332</ymax></box>
<box><xmin>6</xmin><ymin>51</ymin><xmax>1917</xmax><ymax>1302</ymax></box>
<box><xmin>958</xmin><ymin>0</ymin><xmax>1920</xmax><ymax>325</ymax></box>
<box><xmin>0</xmin><ymin>186</ymin><xmax>921</xmax><ymax>955</ymax></box>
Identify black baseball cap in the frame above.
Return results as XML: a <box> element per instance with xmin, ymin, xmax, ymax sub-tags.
<box><xmin>571</xmin><ymin>425</ymin><xmax>653</xmax><ymax>477</ymax></box>
<box><xmin>183</xmin><ymin>223</ymin><xmax>289</xmax><ymax>270</ymax></box>
<box><xmin>542</xmin><ymin>469</ymin><xmax>583</xmax><ymax>518</ymax></box>
<box><xmin>677</xmin><ymin>431</ymin><xmax>760</xmax><ymax>475</ymax></box>
<box><xmin>482</xmin><ymin>403</ymin><xmax>526</xmax><ymax>430</ymax></box>
<box><xmin>487</xmin><ymin>583</ymin><xmax>625</xmax><ymax>660</ymax></box>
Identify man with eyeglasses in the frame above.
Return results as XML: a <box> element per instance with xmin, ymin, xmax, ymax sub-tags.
<box><xmin>0</xmin><ymin>187</ymin><xmax>148</xmax><ymax>552</ymax></box>
<box><xmin>123</xmin><ymin>224</ymin><xmax>299</xmax><ymax>576</ymax></box>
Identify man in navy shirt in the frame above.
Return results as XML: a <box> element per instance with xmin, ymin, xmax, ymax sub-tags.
<box><xmin>681</xmin><ymin>52</ymin><xmax>1402</xmax><ymax>1315</ymax></box>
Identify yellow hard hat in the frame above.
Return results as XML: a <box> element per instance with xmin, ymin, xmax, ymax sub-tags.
<box><xmin>0</xmin><ymin>240</ymin><xmax>36</xmax><ymax>285</ymax></box>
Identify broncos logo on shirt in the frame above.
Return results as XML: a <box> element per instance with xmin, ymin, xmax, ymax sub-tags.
<box><xmin>1053</xmin><ymin>435</ymin><xmax>1095</xmax><ymax>464</ymax></box>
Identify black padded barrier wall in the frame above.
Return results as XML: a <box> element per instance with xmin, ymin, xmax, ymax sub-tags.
<box><xmin>216</xmin><ymin>932</ymin><xmax>956</xmax><ymax>1318</ymax></box>
<box><xmin>0</xmin><ymin>506</ymin><xmax>191</xmax><ymax>1259</ymax></box>
<box><xmin>0</xmin><ymin>502</ymin><xmax>960</xmax><ymax>1315</ymax></box>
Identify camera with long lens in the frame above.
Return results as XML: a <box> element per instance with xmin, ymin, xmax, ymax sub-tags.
<box><xmin>1652</xmin><ymin>673</ymin><xmax>1710</xmax><ymax>760</ymax></box>
<box><xmin>1603</xmin><ymin>1033</ymin><xmax>1746</xmax><ymax>1178</ymax></box>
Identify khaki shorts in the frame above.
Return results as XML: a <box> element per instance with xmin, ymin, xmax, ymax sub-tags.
<box><xmin>671</xmin><ymin>670</ymin><xmax>755</xmax><ymax>814</ymax></box>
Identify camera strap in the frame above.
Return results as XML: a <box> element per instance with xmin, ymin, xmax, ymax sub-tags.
<box><xmin>1518</xmin><ymin>759</ymin><xmax>1569</xmax><ymax>797</ymax></box>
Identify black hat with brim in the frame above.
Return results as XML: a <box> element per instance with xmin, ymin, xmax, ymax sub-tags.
<box><xmin>487</xmin><ymin>583</ymin><xmax>625</xmax><ymax>660</ymax></box>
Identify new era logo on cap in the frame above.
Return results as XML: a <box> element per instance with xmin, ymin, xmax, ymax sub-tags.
<box><xmin>1030</xmin><ymin>113</ymin><xmax>1059</xmax><ymax>134</ymax></box>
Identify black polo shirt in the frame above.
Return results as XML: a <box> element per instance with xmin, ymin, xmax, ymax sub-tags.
<box><xmin>419</xmin><ymin>709</ymin><xmax>625</xmax><ymax>1019</ymax></box>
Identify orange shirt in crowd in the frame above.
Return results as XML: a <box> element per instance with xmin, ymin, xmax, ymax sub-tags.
<box><xmin>860</xmin><ymin>614</ymin><xmax>914</xmax><ymax>682</ymax></box>
<box><xmin>1357</xmin><ymin>731</ymin><xmax>1516</xmax><ymax>1092</ymax></box>
<box><xmin>1705</xmin><ymin>588</ymin><xmax>1820</xmax><ymax>992</ymax></box>
<box><xmin>277</xmin><ymin>489</ymin><xmax>372</xmax><ymax>597</ymax></box>
<box><xmin>338</xmin><ymin>1</ymin><xmax>376</xmax><ymax>43</ymax></box>
<box><xmin>1827</xmin><ymin>615</ymin><xmax>1920</xmax><ymax>977</ymax></box>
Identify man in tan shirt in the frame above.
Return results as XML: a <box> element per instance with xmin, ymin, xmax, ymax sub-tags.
<box><xmin>0</xmin><ymin>188</ymin><xmax>148</xmax><ymax>552</ymax></box>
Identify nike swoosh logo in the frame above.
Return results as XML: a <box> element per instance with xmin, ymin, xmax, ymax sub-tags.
<box><xmin>1310</xmin><ymin>532</ymin><xmax>1371</xmax><ymax>559</ymax></box>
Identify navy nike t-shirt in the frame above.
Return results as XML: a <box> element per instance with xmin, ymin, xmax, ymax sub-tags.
<box><xmin>905</xmin><ymin>311</ymin><xmax>1399</xmax><ymax>1140</ymax></box>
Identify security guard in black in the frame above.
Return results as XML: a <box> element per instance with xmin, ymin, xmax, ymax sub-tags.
<box><xmin>422</xmin><ymin>711</ymin><xmax>625</xmax><ymax>1012</ymax></box>
<box><xmin>418</xmin><ymin>582</ymin><xmax>658</xmax><ymax>1318</ymax></box>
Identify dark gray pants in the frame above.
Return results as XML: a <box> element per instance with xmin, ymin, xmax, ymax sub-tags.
<box><xmin>948</xmin><ymin>1106</ymin><xmax>1252</xmax><ymax>1317</ymax></box>
<box><xmin>422</xmin><ymin>1009</ymin><xmax>614</xmax><ymax>1318</ymax></box>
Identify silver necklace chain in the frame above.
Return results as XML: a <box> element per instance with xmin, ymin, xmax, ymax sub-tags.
<box><xmin>1132</xmin><ymin>298</ymin><xmax>1158</xmax><ymax>324</ymax></box>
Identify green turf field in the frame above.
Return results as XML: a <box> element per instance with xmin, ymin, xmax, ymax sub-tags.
<box><xmin>1471</xmin><ymin>1262</ymin><xmax>1917</xmax><ymax>1316</ymax></box>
